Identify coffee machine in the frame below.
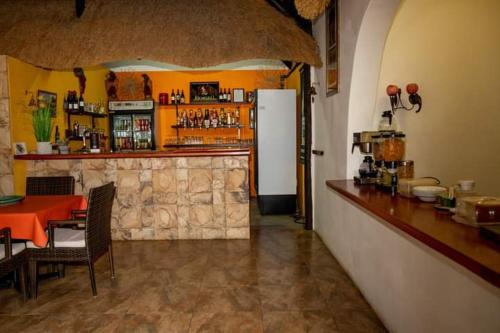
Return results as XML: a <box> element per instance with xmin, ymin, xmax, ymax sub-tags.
<box><xmin>352</xmin><ymin>131</ymin><xmax>378</xmax><ymax>185</ymax></box>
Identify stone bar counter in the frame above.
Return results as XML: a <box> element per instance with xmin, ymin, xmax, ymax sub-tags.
<box><xmin>14</xmin><ymin>149</ymin><xmax>250</xmax><ymax>240</ymax></box>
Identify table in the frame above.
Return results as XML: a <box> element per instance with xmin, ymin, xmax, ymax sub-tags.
<box><xmin>0</xmin><ymin>195</ymin><xmax>86</xmax><ymax>247</ymax></box>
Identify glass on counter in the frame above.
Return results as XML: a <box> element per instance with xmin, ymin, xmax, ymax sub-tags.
<box><xmin>398</xmin><ymin>160</ymin><xmax>414</xmax><ymax>179</ymax></box>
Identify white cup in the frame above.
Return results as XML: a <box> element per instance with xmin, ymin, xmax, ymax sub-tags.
<box><xmin>458</xmin><ymin>180</ymin><xmax>475</xmax><ymax>191</ymax></box>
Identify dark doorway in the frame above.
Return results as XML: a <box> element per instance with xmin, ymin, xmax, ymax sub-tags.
<box><xmin>300</xmin><ymin>64</ymin><xmax>313</xmax><ymax>230</ymax></box>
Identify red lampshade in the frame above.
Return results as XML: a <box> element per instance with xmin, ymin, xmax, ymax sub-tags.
<box><xmin>386</xmin><ymin>85</ymin><xmax>399</xmax><ymax>96</ymax></box>
<box><xmin>406</xmin><ymin>83</ymin><xmax>419</xmax><ymax>94</ymax></box>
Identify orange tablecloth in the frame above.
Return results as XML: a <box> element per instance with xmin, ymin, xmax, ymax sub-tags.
<box><xmin>0</xmin><ymin>195</ymin><xmax>87</xmax><ymax>247</ymax></box>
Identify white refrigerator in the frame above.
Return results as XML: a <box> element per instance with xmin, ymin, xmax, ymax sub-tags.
<box><xmin>254</xmin><ymin>89</ymin><xmax>296</xmax><ymax>215</ymax></box>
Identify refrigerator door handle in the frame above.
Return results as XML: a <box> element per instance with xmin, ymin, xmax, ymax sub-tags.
<box><xmin>312</xmin><ymin>149</ymin><xmax>324</xmax><ymax>156</ymax></box>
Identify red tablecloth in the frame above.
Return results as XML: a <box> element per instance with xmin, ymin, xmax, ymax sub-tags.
<box><xmin>0</xmin><ymin>195</ymin><xmax>87</xmax><ymax>247</ymax></box>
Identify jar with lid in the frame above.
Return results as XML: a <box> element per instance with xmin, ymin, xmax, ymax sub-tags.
<box><xmin>382</xmin><ymin>132</ymin><xmax>405</xmax><ymax>161</ymax></box>
<box><xmin>378</xmin><ymin>110</ymin><xmax>398</xmax><ymax>131</ymax></box>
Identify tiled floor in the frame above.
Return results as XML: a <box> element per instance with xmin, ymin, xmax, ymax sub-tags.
<box><xmin>0</xmin><ymin>201</ymin><xmax>386</xmax><ymax>332</ymax></box>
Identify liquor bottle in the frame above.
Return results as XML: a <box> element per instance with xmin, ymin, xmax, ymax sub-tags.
<box><xmin>235</xmin><ymin>106</ymin><xmax>240</xmax><ymax>125</ymax></box>
<box><xmin>249</xmin><ymin>107</ymin><xmax>255</xmax><ymax>129</ymax></box>
<box><xmin>171</xmin><ymin>89</ymin><xmax>176</xmax><ymax>104</ymax></box>
<box><xmin>176</xmin><ymin>89</ymin><xmax>181</xmax><ymax>103</ymax></box>
<box><xmin>204</xmin><ymin>109</ymin><xmax>210</xmax><ymax>129</ymax></box>
<box><xmin>219</xmin><ymin>108</ymin><xmax>225</xmax><ymax>125</ymax></box>
<box><xmin>67</xmin><ymin>92</ymin><xmax>73</xmax><ymax>111</ymax></box>
<box><xmin>73</xmin><ymin>91</ymin><xmax>79</xmax><ymax>110</ymax></box>
<box><xmin>54</xmin><ymin>125</ymin><xmax>60</xmax><ymax>143</ymax></box>
<box><xmin>226</xmin><ymin>110</ymin><xmax>232</xmax><ymax>126</ymax></box>
<box><xmin>189</xmin><ymin>109</ymin><xmax>195</xmax><ymax>128</ymax></box>
<box><xmin>78</xmin><ymin>94</ymin><xmax>84</xmax><ymax>112</ymax></box>
<box><xmin>212</xmin><ymin>110</ymin><xmax>219</xmax><ymax>128</ymax></box>
<box><xmin>180</xmin><ymin>90</ymin><xmax>185</xmax><ymax>104</ymax></box>
<box><xmin>227</xmin><ymin>88</ymin><xmax>231</xmax><ymax>103</ymax></box>
<box><xmin>219</xmin><ymin>89</ymin><xmax>223</xmax><ymax>102</ymax></box>
<box><xmin>222</xmin><ymin>89</ymin><xmax>227</xmax><ymax>102</ymax></box>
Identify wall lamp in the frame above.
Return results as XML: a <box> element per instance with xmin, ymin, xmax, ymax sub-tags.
<box><xmin>386</xmin><ymin>83</ymin><xmax>422</xmax><ymax>113</ymax></box>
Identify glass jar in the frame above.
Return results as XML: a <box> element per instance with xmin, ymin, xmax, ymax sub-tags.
<box><xmin>371</xmin><ymin>134</ymin><xmax>384</xmax><ymax>161</ymax></box>
<box><xmin>398</xmin><ymin>160</ymin><xmax>414</xmax><ymax>179</ymax></box>
<box><xmin>382</xmin><ymin>132</ymin><xmax>405</xmax><ymax>161</ymax></box>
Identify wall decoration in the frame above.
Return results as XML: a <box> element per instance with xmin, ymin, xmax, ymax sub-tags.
<box><xmin>190</xmin><ymin>82</ymin><xmax>219</xmax><ymax>103</ymax></box>
<box><xmin>105</xmin><ymin>71</ymin><xmax>119</xmax><ymax>100</ymax></box>
<box><xmin>14</xmin><ymin>142</ymin><xmax>27</xmax><ymax>155</ymax></box>
<box><xmin>326</xmin><ymin>0</ymin><xmax>339</xmax><ymax>96</ymax></box>
<box><xmin>37</xmin><ymin>90</ymin><xmax>57</xmax><ymax>118</ymax></box>
<box><xmin>232</xmin><ymin>88</ymin><xmax>245</xmax><ymax>103</ymax></box>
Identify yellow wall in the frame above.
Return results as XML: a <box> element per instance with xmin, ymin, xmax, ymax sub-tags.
<box><xmin>376</xmin><ymin>0</ymin><xmax>500</xmax><ymax>195</ymax></box>
<box><xmin>285</xmin><ymin>65</ymin><xmax>305</xmax><ymax>217</ymax></box>
<box><xmin>8</xmin><ymin>57</ymin><xmax>108</xmax><ymax>194</ymax></box>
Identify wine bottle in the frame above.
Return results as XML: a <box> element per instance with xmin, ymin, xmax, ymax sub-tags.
<box><xmin>73</xmin><ymin>92</ymin><xmax>79</xmax><ymax>110</ymax></box>
<box><xmin>180</xmin><ymin>90</ymin><xmax>185</xmax><ymax>104</ymax></box>
<box><xmin>78</xmin><ymin>94</ymin><xmax>85</xmax><ymax>112</ymax></box>
<box><xmin>176</xmin><ymin>89</ymin><xmax>181</xmax><ymax>103</ymax></box>
<box><xmin>67</xmin><ymin>92</ymin><xmax>73</xmax><ymax>111</ymax></box>
<box><xmin>222</xmin><ymin>89</ymin><xmax>227</xmax><ymax>102</ymax></box>
<box><xmin>227</xmin><ymin>88</ymin><xmax>232</xmax><ymax>103</ymax></box>
<box><xmin>54</xmin><ymin>125</ymin><xmax>60</xmax><ymax>143</ymax></box>
<box><xmin>219</xmin><ymin>89</ymin><xmax>223</xmax><ymax>102</ymax></box>
<box><xmin>204</xmin><ymin>109</ymin><xmax>210</xmax><ymax>129</ymax></box>
<box><xmin>171</xmin><ymin>89</ymin><xmax>176</xmax><ymax>104</ymax></box>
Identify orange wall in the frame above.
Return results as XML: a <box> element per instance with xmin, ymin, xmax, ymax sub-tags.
<box><xmin>116</xmin><ymin>70</ymin><xmax>285</xmax><ymax>197</ymax></box>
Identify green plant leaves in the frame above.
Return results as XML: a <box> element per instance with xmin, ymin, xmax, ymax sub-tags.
<box><xmin>32</xmin><ymin>107</ymin><xmax>52</xmax><ymax>142</ymax></box>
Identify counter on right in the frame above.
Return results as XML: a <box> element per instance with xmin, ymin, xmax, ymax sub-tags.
<box><xmin>322</xmin><ymin>180</ymin><xmax>500</xmax><ymax>333</ymax></box>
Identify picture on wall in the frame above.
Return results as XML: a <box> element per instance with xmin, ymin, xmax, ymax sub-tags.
<box><xmin>326</xmin><ymin>0</ymin><xmax>339</xmax><ymax>96</ymax></box>
<box><xmin>37</xmin><ymin>90</ymin><xmax>57</xmax><ymax>118</ymax></box>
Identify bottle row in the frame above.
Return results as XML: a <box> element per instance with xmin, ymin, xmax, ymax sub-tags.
<box><xmin>158</xmin><ymin>88</ymin><xmax>242</xmax><ymax>105</ymax></box>
<box><xmin>114</xmin><ymin>137</ymin><xmax>152</xmax><ymax>150</ymax></box>
<box><xmin>70</xmin><ymin>122</ymin><xmax>105</xmax><ymax>139</ymax></box>
<box><xmin>64</xmin><ymin>91</ymin><xmax>106</xmax><ymax>114</ymax></box>
<box><xmin>176</xmin><ymin>107</ymin><xmax>241</xmax><ymax>129</ymax></box>
<box><xmin>158</xmin><ymin>89</ymin><xmax>186</xmax><ymax>105</ymax></box>
<box><xmin>114</xmin><ymin>118</ymin><xmax>152</xmax><ymax>132</ymax></box>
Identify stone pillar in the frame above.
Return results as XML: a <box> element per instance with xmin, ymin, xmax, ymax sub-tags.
<box><xmin>0</xmin><ymin>55</ymin><xmax>13</xmax><ymax>195</ymax></box>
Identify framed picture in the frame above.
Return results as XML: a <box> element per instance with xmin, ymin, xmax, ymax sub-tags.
<box><xmin>232</xmin><ymin>88</ymin><xmax>245</xmax><ymax>103</ymax></box>
<box><xmin>14</xmin><ymin>142</ymin><xmax>27</xmax><ymax>155</ymax></box>
<box><xmin>37</xmin><ymin>90</ymin><xmax>57</xmax><ymax>117</ymax></box>
<box><xmin>326</xmin><ymin>1</ymin><xmax>339</xmax><ymax>96</ymax></box>
<box><xmin>190</xmin><ymin>81</ymin><xmax>219</xmax><ymax>103</ymax></box>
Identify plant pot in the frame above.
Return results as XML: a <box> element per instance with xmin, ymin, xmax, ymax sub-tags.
<box><xmin>36</xmin><ymin>141</ymin><xmax>52</xmax><ymax>155</ymax></box>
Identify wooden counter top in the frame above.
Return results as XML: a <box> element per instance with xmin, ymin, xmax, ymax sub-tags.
<box><xmin>14</xmin><ymin>148</ymin><xmax>250</xmax><ymax>160</ymax></box>
<box><xmin>326</xmin><ymin>180</ymin><xmax>500</xmax><ymax>288</ymax></box>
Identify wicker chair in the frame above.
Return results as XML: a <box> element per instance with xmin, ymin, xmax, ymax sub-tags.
<box><xmin>28</xmin><ymin>182</ymin><xmax>116</xmax><ymax>298</ymax></box>
<box><xmin>0</xmin><ymin>227</ymin><xmax>27</xmax><ymax>300</ymax></box>
<box><xmin>26</xmin><ymin>176</ymin><xmax>75</xmax><ymax>196</ymax></box>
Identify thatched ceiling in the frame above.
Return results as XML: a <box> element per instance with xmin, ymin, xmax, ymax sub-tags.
<box><xmin>0</xmin><ymin>0</ymin><xmax>321</xmax><ymax>70</ymax></box>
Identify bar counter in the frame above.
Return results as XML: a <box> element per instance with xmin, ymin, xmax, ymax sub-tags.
<box><xmin>326</xmin><ymin>180</ymin><xmax>500</xmax><ymax>287</ymax></box>
<box><xmin>15</xmin><ymin>148</ymin><xmax>250</xmax><ymax>240</ymax></box>
<box><xmin>14</xmin><ymin>147</ymin><xmax>250</xmax><ymax>160</ymax></box>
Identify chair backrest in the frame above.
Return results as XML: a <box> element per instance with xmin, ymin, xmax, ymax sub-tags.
<box><xmin>26</xmin><ymin>176</ymin><xmax>75</xmax><ymax>195</ymax></box>
<box><xmin>85</xmin><ymin>182</ymin><xmax>115</xmax><ymax>260</ymax></box>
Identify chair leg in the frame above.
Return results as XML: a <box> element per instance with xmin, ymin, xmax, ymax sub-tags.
<box><xmin>18</xmin><ymin>264</ymin><xmax>27</xmax><ymax>302</ymax></box>
<box><xmin>57</xmin><ymin>264</ymin><xmax>66</xmax><ymax>279</ymax></box>
<box><xmin>108</xmin><ymin>244</ymin><xmax>116</xmax><ymax>279</ymax></box>
<box><xmin>88</xmin><ymin>262</ymin><xmax>97</xmax><ymax>296</ymax></box>
<box><xmin>29</xmin><ymin>260</ymin><xmax>38</xmax><ymax>299</ymax></box>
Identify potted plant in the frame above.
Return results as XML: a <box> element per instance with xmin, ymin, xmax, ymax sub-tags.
<box><xmin>32</xmin><ymin>100</ymin><xmax>53</xmax><ymax>154</ymax></box>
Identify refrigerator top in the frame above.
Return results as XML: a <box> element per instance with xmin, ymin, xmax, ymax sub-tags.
<box><xmin>109</xmin><ymin>100</ymin><xmax>154</xmax><ymax>111</ymax></box>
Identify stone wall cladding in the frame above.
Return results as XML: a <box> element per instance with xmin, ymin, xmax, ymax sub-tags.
<box><xmin>0</xmin><ymin>55</ymin><xmax>13</xmax><ymax>195</ymax></box>
<box><xmin>25</xmin><ymin>156</ymin><xmax>250</xmax><ymax>240</ymax></box>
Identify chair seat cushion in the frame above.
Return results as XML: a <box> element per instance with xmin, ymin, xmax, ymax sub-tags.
<box><xmin>0</xmin><ymin>242</ymin><xmax>26</xmax><ymax>259</ymax></box>
<box><xmin>27</xmin><ymin>228</ymin><xmax>85</xmax><ymax>249</ymax></box>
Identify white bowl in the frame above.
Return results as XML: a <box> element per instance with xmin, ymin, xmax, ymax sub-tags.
<box><xmin>412</xmin><ymin>186</ymin><xmax>447</xmax><ymax>202</ymax></box>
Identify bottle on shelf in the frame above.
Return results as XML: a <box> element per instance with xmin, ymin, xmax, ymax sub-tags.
<box><xmin>72</xmin><ymin>91</ymin><xmax>79</xmax><ymax>111</ymax></box>
<box><xmin>227</xmin><ymin>88</ymin><xmax>232</xmax><ymax>103</ymax></box>
<box><xmin>204</xmin><ymin>109</ymin><xmax>210</xmax><ymax>129</ymax></box>
<box><xmin>78</xmin><ymin>94</ymin><xmax>84</xmax><ymax>112</ymax></box>
<box><xmin>189</xmin><ymin>109</ymin><xmax>195</xmax><ymax>128</ymax></box>
<box><xmin>219</xmin><ymin>89</ymin><xmax>223</xmax><ymax>102</ymax></box>
<box><xmin>176</xmin><ymin>89</ymin><xmax>181</xmax><ymax>104</ymax></box>
<box><xmin>249</xmin><ymin>107</ymin><xmax>255</xmax><ymax>129</ymax></box>
<box><xmin>54</xmin><ymin>125</ymin><xmax>60</xmax><ymax>143</ymax></box>
<box><xmin>180</xmin><ymin>90</ymin><xmax>185</xmax><ymax>104</ymax></box>
<box><xmin>222</xmin><ymin>88</ymin><xmax>227</xmax><ymax>102</ymax></box>
<box><xmin>171</xmin><ymin>89</ymin><xmax>176</xmax><ymax>104</ymax></box>
<box><xmin>196</xmin><ymin>109</ymin><xmax>203</xmax><ymax>128</ymax></box>
<box><xmin>235</xmin><ymin>106</ymin><xmax>240</xmax><ymax>125</ymax></box>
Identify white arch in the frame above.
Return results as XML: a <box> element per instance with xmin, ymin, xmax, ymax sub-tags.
<box><xmin>345</xmin><ymin>0</ymin><xmax>400</xmax><ymax>178</ymax></box>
